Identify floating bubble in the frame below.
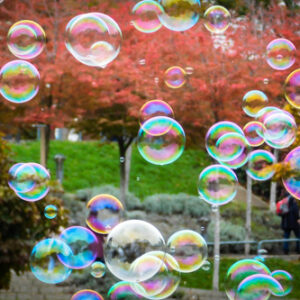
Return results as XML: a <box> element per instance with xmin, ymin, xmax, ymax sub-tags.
<box><xmin>137</xmin><ymin>116</ymin><xmax>185</xmax><ymax>165</ymax></box>
<box><xmin>86</xmin><ymin>194</ymin><xmax>124</xmax><ymax>234</ymax></box>
<box><xmin>167</xmin><ymin>230</ymin><xmax>207</xmax><ymax>273</ymax></box>
<box><xmin>158</xmin><ymin>0</ymin><xmax>200</xmax><ymax>32</ymax></box>
<box><xmin>266</xmin><ymin>38</ymin><xmax>296</xmax><ymax>71</ymax></box>
<box><xmin>104</xmin><ymin>220</ymin><xmax>165</xmax><ymax>282</ymax></box>
<box><xmin>91</xmin><ymin>261</ymin><xmax>106</xmax><ymax>278</ymax></box>
<box><xmin>204</xmin><ymin>5</ymin><xmax>231</xmax><ymax>34</ymax></box>
<box><xmin>284</xmin><ymin>68</ymin><xmax>300</xmax><ymax>109</ymax></box>
<box><xmin>7</xmin><ymin>20</ymin><xmax>46</xmax><ymax>60</ymax></box>
<box><xmin>131</xmin><ymin>0</ymin><xmax>163</xmax><ymax>33</ymax></box>
<box><xmin>198</xmin><ymin>164</ymin><xmax>238</xmax><ymax>206</ymax></box>
<box><xmin>282</xmin><ymin>146</ymin><xmax>300</xmax><ymax>200</ymax></box>
<box><xmin>201</xmin><ymin>260</ymin><xmax>211</xmax><ymax>271</ymax></box>
<box><xmin>247</xmin><ymin>150</ymin><xmax>276</xmax><ymax>181</ymax></box>
<box><xmin>243</xmin><ymin>121</ymin><xmax>264</xmax><ymax>147</ymax></box>
<box><xmin>71</xmin><ymin>289</ymin><xmax>104</xmax><ymax>300</ymax></box>
<box><xmin>44</xmin><ymin>205</ymin><xmax>57</xmax><ymax>219</ymax></box>
<box><xmin>271</xmin><ymin>270</ymin><xmax>293</xmax><ymax>296</ymax></box>
<box><xmin>65</xmin><ymin>13</ymin><xmax>122</xmax><ymax>67</ymax></box>
<box><xmin>185</xmin><ymin>66</ymin><xmax>194</xmax><ymax>75</ymax></box>
<box><xmin>30</xmin><ymin>238</ymin><xmax>72</xmax><ymax>284</ymax></box>
<box><xmin>164</xmin><ymin>66</ymin><xmax>186</xmax><ymax>89</ymax></box>
<box><xmin>139</xmin><ymin>100</ymin><xmax>174</xmax><ymax>125</ymax></box>
<box><xmin>254</xmin><ymin>256</ymin><xmax>265</xmax><ymax>263</ymax></box>
<box><xmin>108</xmin><ymin>282</ymin><xmax>143</xmax><ymax>300</ymax></box>
<box><xmin>242</xmin><ymin>90</ymin><xmax>268</xmax><ymax>117</ymax></box>
<box><xmin>59</xmin><ymin>226</ymin><xmax>99</xmax><ymax>269</ymax></box>
<box><xmin>0</xmin><ymin>60</ymin><xmax>40</xmax><ymax>103</ymax></box>
<box><xmin>256</xmin><ymin>106</ymin><xmax>280</xmax><ymax>125</ymax></box>
<box><xmin>225</xmin><ymin>259</ymin><xmax>271</xmax><ymax>300</ymax></box>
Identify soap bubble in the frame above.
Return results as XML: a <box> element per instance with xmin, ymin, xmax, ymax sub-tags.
<box><xmin>158</xmin><ymin>0</ymin><xmax>200</xmax><ymax>32</ymax></box>
<box><xmin>44</xmin><ymin>205</ymin><xmax>57</xmax><ymax>219</ymax></box>
<box><xmin>243</xmin><ymin>121</ymin><xmax>264</xmax><ymax>147</ymax></box>
<box><xmin>65</xmin><ymin>13</ymin><xmax>122</xmax><ymax>67</ymax></box>
<box><xmin>91</xmin><ymin>261</ymin><xmax>106</xmax><ymax>278</ymax></box>
<box><xmin>256</xmin><ymin>106</ymin><xmax>280</xmax><ymax>126</ymax></box>
<box><xmin>131</xmin><ymin>0</ymin><xmax>163</xmax><ymax>33</ymax></box>
<box><xmin>242</xmin><ymin>90</ymin><xmax>268</xmax><ymax>117</ymax></box>
<box><xmin>266</xmin><ymin>38</ymin><xmax>296</xmax><ymax>71</ymax></box>
<box><xmin>30</xmin><ymin>238</ymin><xmax>72</xmax><ymax>284</ymax></box>
<box><xmin>167</xmin><ymin>229</ymin><xmax>207</xmax><ymax>273</ymax></box>
<box><xmin>271</xmin><ymin>270</ymin><xmax>293</xmax><ymax>296</ymax></box>
<box><xmin>59</xmin><ymin>226</ymin><xmax>99</xmax><ymax>269</ymax></box>
<box><xmin>0</xmin><ymin>60</ymin><xmax>40</xmax><ymax>103</ymax></box>
<box><xmin>225</xmin><ymin>259</ymin><xmax>271</xmax><ymax>300</ymax></box>
<box><xmin>282</xmin><ymin>146</ymin><xmax>300</xmax><ymax>199</ymax></box>
<box><xmin>198</xmin><ymin>164</ymin><xmax>238</xmax><ymax>206</ymax></box>
<box><xmin>164</xmin><ymin>66</ymin><xmax>186</xmax><ymax>89</ymax></box>
<box><xmin>247</xmin><ymin>150</ymin><xmax>276</xmax><ymax>181</ymax></box>
<box><xmin>7</xmin><ymin>20</ymin><xmax>46</xmax><ymax>59</ymax></box>
<box><xmin>204</xmin><ymin>5</ymin><xmax>231</xmax><ymax>34</ymax></box>
<box><xmin>201</xmin><ymin>260</ymin><xmax>211</xmax><ymax>271</ymax></box>
<box><xmin>137</xmin><ymin>116</ymin><xmax>185</xmax><ymax>165</ymax></box>
<box><xmin>86</xmin><ymin>194</ymin><xmax>124</xmax><ymax>234</ymax></box>
<box><xmin>104</xmin><ymin>220</ymin><xmax>165</xmax><ymax>282</ymax></box>
<box><xmin>284</xmin><ymin>68</ymin><xmax>300</xmax><ymax>109</ymax></box>
<box><xmin>139</xmin><ymin>100</ymin><xmax>174</xmax><ymax>125</ymax></box>
<box><xmin>108</xmin><ymin>281</ymin><xmax>143</xmax><ymax>299</ymax></box>
<box><xmin>71</xmin><ymin>289</ymin><xmax>104</xmax><ymax>300</ymax></box>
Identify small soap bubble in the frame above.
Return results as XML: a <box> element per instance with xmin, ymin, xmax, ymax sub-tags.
<box><xmin>44</xmin><ymin>205</ymin><xmax>57</xmax><ymax>219</ymax></box>
<box><xmin>164</xmin><ymin>66</ymin><xmax>186</xmax><ymax>89</ymax></box>
<box><xmin>204</xmin><ymin>5</ymin><xmax>231</xmax><ymax>34</ymax></box>
<box><xmin>91</xmin><ymin>261</ymin><xmax>106</xmax><ymax>278</ymax></box>
<box><xmin>271</xmin><ymin>270</ymin><xmax>293</xmax><ymax>297</ymax></box>
<box><xmin>242</xmin><ymin>90</ymin><xmax>268</xmax><ymax>117</ymax></box>
<box><xmin>120</xmin><ymin>157</ymin><xmax>125</xmax><ymax>163</ymax></box>
<box><xmin>185</xmin><ymin>66</ymin><xmax>194</xmax><ymax>75</ymax></box>
<box><xmin>139</xmin><ymin>58</ymin><xmax>146</xmax><ymax>65</ymax></box>
<box><xmin>202</xmin><ymin>260</ymin><xmax>211</xmax><ymax>271</ymax></box>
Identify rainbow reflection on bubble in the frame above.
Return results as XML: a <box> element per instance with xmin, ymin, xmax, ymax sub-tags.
<box><xmin>271</xmin><ymin>270</ymin><xmax>293</xmax><ymax>297</ymax></box>
<box><xmin>44</xmin><ymin>205</ymin><xmax>57</xmax><ymax>219</ymax></box>
<box><xmin>164</xmin><ymin>66</ymin><xmax>186</xmax><ymax>89</ymax></box>
<box><xmin>7</xmin><ymin>20</ymin><xmax>46</xmax><ymax>60</ymax></box>
<box><xmin>86</xmin><ymin>194</ymin><xmax>124</xmax><ymax>234</ymax></box>
<box><xmin>0</xmin><ymin>60</ymin><xmax>40</xmax><ymax>103</ymax></box>
<box><xmin>131</xmin><ymin>0</ymin><xmax>163</xmax><ymax>33</ymax></box>
<box><xmin>204</xmin><ymin>5</ymin><xmax>231</xmax><ymax>34</ymax></box>
<box><xmin>198</xmin><ymin>165</ymin><xmax>238</xmax><ymax>206</ymax></box>
<box><xmin>167</xmin><ymin>230</ymin><xmax>207</xmax><ymax>273</ymax></box>
<box><xmin>137</xmin><ymin>116</ymin><xmax>185</xmax><ymax>165</ymax></box>
<box><xmin>108</xmin><ymin>282</ymin><xmax>143</xmax><ymax>300</ymax></box>
<box><xmin>59</xmin><ymin>226</ymin><xmax>99</xmax><ymax>269</ymax></box>
<box><xmin>256</xmin><ymin>106</ymin><xmax>280</xmax><ymax>126</ymax></box>
<box><xmin>282</xmin><ymin>146</ymin><xmax>300</xmax><ymax>200</ymax></box>
<box><xmin>71</xmin><ymin>289</ymin><xmax>104</xmax><ymax>300</ymax></box>
<box><xmin>220</xmin><ymin>143</ymin><xmax>250</xmax><ymax>169</ymax></box>
<box><xmin>30</xmin><ymin>238</ymin><xmax>72</xmax><ymax>284</ymax></box>
<box><xmin>243</xmin><ymin>121</ymin><xmax>264</xmax><ymax>147</ymax></box>
<box><xmin>91</xmin><ymin>261</ymin><xmax>106</xmax><ymax>278</ymax></box>
<box><xmin>284</xmin><ymin>68</ymin><xmax>300</xmax><ymax>109</ymax></box>
<box><xmin>266</xmin><ymin>38</ymin><xmax>296</xmax><ymax>71</ymax></box>
<box><xmin>247</xmin><ymin>150</ymin><xmax>276</xmax><ymax>181</ymax></box>
<box><xmin>242</xmin><ymin>90</ymin><xmax>268</xmax><ymax>117</ymax></box>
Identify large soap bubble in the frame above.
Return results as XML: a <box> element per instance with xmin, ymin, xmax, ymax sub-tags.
<box><xmin>242</xmin><ymin>90</ymin><xmax>268</xmax><ymax>117</ymax></box>
<box><xmin>104</xmin><ymin>220</ymin><xmax>165</xmax><ymax>282</ymax></box>
<box><xmin>0</xmin><ymin>60</ymin><xmax>40</xmax><ymax>103</ymax></box>
<box><xmin>7</xmin><ymin>20</ymin><xmax>46</xmax><ymax>60</ymax></box>
<box><xmin>71</xmin><ymin>289</ymin><xmax>104</xmax><ymax>300</ymax></box>
<box><xmin>164</xmin><ymin>66</ymin><xmax>186</xmax><ymax>89</ymax></box>
<box><xmin>204</xmin><ymin>5</ymin><xmax>231</xmax><ymax>34</ymax></box>
<box><xmin>284</xmin><ymin>68</ymin><xmax>300</xmax><ymax>109</ymax></box>
<box><xmin>65</xmin><ymin>13</ymin><xmax>122</xmax><ymax>67</ymax></box>
<box><xmin>108</xmin><ymin>281</ymin><xmax>143</xmax><ymax>299</ymax></box>
<box><xmin>271</xmin><ymin>270</ymin><xmax>293</xmax><ymax>297</ymax></box>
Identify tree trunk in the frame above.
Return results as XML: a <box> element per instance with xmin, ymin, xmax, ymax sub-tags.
<box><xmin>269</xmin><ymin>149</ymin><xmax>279</xmax><ymax>212</ymax></box>
<box><xmin>212</xmin><ymin>206</ymin><xmax>220</xmax><ymax>291</ymax></box>
<box><xmin>245</xmin><ymin>173</ymin><xmax>252</xmax><ymax>255</ymax></box>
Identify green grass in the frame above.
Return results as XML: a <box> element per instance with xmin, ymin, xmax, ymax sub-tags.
<box><xmin>9</xmin><ymin>140</ymin><xmax>211</xmax><ymax>199</ymax></box>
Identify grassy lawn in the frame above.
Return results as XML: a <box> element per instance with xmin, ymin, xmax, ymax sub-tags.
<box><xmin>9</xmin><ymin>140</ymin><xmax>211</xmax><ymax>199</ymax></box>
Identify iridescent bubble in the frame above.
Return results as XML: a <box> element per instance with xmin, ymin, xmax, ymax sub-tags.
<box><xmin>284</xmin><ymin>68</ymin><xmax>300</xmax><ymax>109</ymax></box>
<box><xmin>108</xmin><ymin>282</ymin><xmax>143</xmax><ymax>300</ymax></box>
<box><xmin>164</xmin><ymin>66</ymin><xmax>186</xmax><ymax>89</ymax></box>
<box><xmin>198</xmin><ymin>165</ymin><xmax>238</xmax><ymax>206</ymax></box>
<box><xmin>220</xmin><ymin>149</ymin><xmax>249</xmax><ymax>169</ymax></box>
<box><xmin>30</xmin><ymin>238</ymin><xmax>72</xmax><ymax>284</ymax></box>
<box><xmin>247</xmin><ymin>150</ymin><xmax>276</xmax><ymax>181</ymax></box>
<box><xmin>65</xmin><ymin>13</ymin><xmax>122</xmax><ymax>67</ymax></box>
<box><xmin>256</xmin><ymin>106</ymin><xmax>280</xmax><ymax>126</ymax></box>
<box><xmin>91</xmin><ymin>261</ymin><xmax>106</xmax><ymax>278</ymax></box>
<box><xmin>242</xmin><ymin>90</ymin><xmax>268</xmax><ymax>117</ymax></box>
<box><xmin>137</xmin><ymin>116</ymin><xmax>186</xmax><ymax>165</ymax></box>
<box><xmin>44</xmin><ymin>205</ymin><xmax>57</xmax><ymax>219</ymax></box>
<box><xmin>225</xmin><ymin>259</ymin><xmax>271</xmax><ymax>300</ymax></box>
<box><xmin>0</xmin><ymin>60</ymin><xmax>40</xmax><ymax>103</ymax></box>
<box><xmin>201</xmin><ymin>260</ymin><xmax>211</xmax><ymax>271</ymax></box>
<box><xmin>266</xmin><ymin>38</ymin><xmax>296</xmax><ymax>71</ymax></box>
<box><xmin>204</xmin><ymin>5</ymin><xmax>231</xmax><ymax>34</ymax></box>
<box><xmin>167</xmin><ymin>230</ymin><xmax>207</xmax><ymax>273</ymax></box>
<box><xmin>131</xmin><ymin>0</ymin><xmax>163</xmax><ymax>33</ymax></box>
<box><xmin>8</xmin><ymin>163</ymin><xmax>35</xmax><ymax>193</ymax></box>
<box><xmin>7</xmin><ymin>20</ymin><xmax>46</xmax><ymax>60</ymax></box>
<box><xmin>271</xmin><ymin>270</ymin><xmax>293</xmax><ymax>296</ymax></box>
<box><xmin>139</xmin><ymin>100</ymin><xmax>174</xmax><ymax>125</ymax></box>
<box><xmin>86</xmin><ymin>194</ymin><xmax>124</xmax><ymax>234</ymax></box>
<box><xmin>71</xmin><ymin>289</ymin><xmax>104</xmax><ymax>300</ymax></box>
<box><xmin>282</xmin><ymin>146</ymin><xmax>300</xmax><ymax>200</ymax></box>
<box><xmin>59</xmin><ymin>226</ymin><xmax>99</xmax><ymax>269</ymax></box>
<box><xmin>158</xmin><ymin>0</ymin><xmax>200</xmax><ymax>32</ymax></box>
<box><xmin>243</xmin><ymin>121</ymin><xmax>264</xmax><ymax>147</ymax></box>
<box><xmin>104</xmin><ymin>220</ymin><xmax>165</xmax><ymax>282</ymax></box>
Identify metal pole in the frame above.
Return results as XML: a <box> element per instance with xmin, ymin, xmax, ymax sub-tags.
<box><xmin>54</xmin><ymin>154</ymin><xmax>66</xmax><ymax>184</ymax></box>
<box><xmin>245</xmin><ymin>172</ymin><xmax>252</xmax><ymax>255</ymax></box>
<box><xmin>40</xmin><ymin>125</ymin><xmax>47</xmax><ymax>167</ymax></box>
<box><xmin>212</xmin><ymin>206</ymin><xmax>220</xmax><ymax>291</ymax></box>
<box><xmin>269</xmin><ymin>149</ymin><xmax>279</xmax><ymax>212</ymax></box>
